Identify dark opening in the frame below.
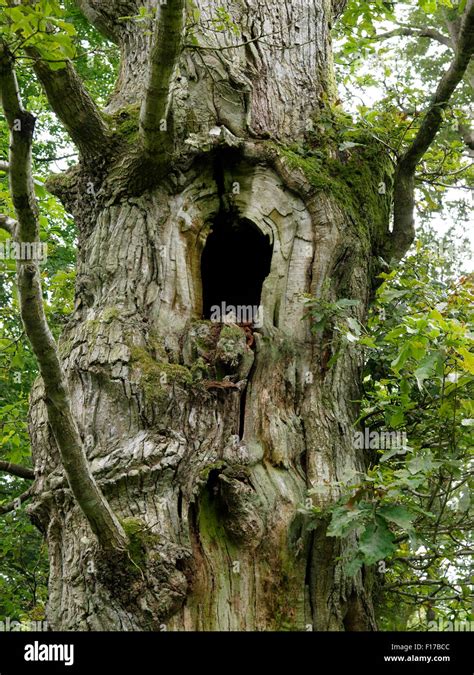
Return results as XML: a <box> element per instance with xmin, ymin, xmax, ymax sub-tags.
<box><xmin>201</xmin><ymin>216</ymin><xmax>273</xmax><ymax>322</ymax></box>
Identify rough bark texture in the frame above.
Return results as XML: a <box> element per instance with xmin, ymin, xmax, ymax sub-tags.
<box><xmin>27</xmin><ymin>0</ymin><xmax>392</xmax><ymax>631</ymax></box>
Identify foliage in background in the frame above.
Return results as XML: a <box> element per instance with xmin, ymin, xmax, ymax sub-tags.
<box><xmin>0</xmin><ymin>0</ymin><xmax>472</xmax><ymax>628</ymax></box>
<box><xmin>304</xmin><ymin>231</ymin><xmax>473</xmax><ymax>630</ymax></box>
<box><xmin>0</xmin><ymin>0</ymin><xmax>119</xmax><ymax>624</ymax></box>
<box><xmin>334</xmin><ymin>0</ymin><xmax>473</xmax><ymax>221</ymax></box>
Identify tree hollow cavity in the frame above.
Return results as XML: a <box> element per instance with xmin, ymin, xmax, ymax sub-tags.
<box><xmin>201</xmin><ymin>216</ymin><xmax>273</xmax><ymax>324</ymax></box>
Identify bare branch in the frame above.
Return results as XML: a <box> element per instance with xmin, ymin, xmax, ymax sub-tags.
<box><xmin>28</xmin><ymin>52</ymin><xmax>111</xmax><ymax>159</ymax></box>
<box><xmin>0</xmin><ymin>460</ymin><xmax>34</xmax><ymax>480</ymax></box>
<box><xmin>35</xmin><ymin>153</ymin><xmax>77</xmax><ymax>164</ymax></box>
<box><xmin>2</xmin><ymin>0</ymin><xmax>110</xmax><ymax>158</ymax></box>
<box><xmin>139</xmin><ymin>0</ymin><xmax>185</xmax><ymax>156</ymax></box>
<box><xmin>185</xmin><ymin>29</ymin><xmax>270</xmax><ymax>52</ymax></box>
<box><xmin>372</xmin><ymin>26</ymin><xmax>451</xmax><ymax>48</ymax></box>
<box><xmin>0</xmin><ymin>487</ymin><xmax>33</xmax><ymax>515</ymax></box>
<box><xmin>0</xmin><ymin>41</ymin><xmax>127</xmax><ymax>552</ymax></box>
<box><xmin>388</xmin><ymin>0</ymin><xmax>474</xmax><ymax>261</ymax></box>
<box><xmin>0</xmin><ymin>159</ymin><xmax>9</xmax><ymax>172</ymax></box>
<box><xmin>441</xmin><ymin>5</ymin><xmax>463</xmax><ymax>46</ymax></box>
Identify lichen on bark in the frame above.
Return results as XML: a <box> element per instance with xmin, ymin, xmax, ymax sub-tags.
<box><xmin>24</xmin><ymin>0</ymin><xmax>388</xmax><ymax>632</ymax></box>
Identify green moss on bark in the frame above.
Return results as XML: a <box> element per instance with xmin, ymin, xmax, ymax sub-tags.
<box><xmin>270</xmin><ymin>108</ymin><xmax>393</xmax><ymax>247</ymax></box>
<box><xmin>263</xmin><ymin>550</ymin><xmax>304</xmax><ymax>631</ymax></box>
<box><xmin>130</xmin><ymin>345</ymin><xmax>193</xmax><ymax>405</ymax></box>
<box><xmin>104</xmin><ymin>104</ymin><xmax>140</xmax><ymax>144</ymax></box>
<box><xmin>216</xmin><ymin>325</ymin><xmax>247</xmax><ymax>370</ymax></box>
<box><xmin>120</xmin><ymin>517</ymin><xmax>157</xmax><ymax>570</ymax></box>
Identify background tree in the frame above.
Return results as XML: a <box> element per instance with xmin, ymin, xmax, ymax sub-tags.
<box><xmin>0</xmin><ymin>0</ymin><xmax>472</xmax><ymax>631</ymax></box>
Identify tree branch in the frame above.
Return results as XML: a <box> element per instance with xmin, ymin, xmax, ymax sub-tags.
<box><xmin>388</xmin><ymin>0</ymin><xmax>474</xmax><ymax>261</ymax></box>
<box><xmin>0</xmin><ymin>213</ymin><xmax>17</xmax><ymax>235</ymax></box>
<box><xmin>458</xmin><ymin>122</ymin><xmax>474</xmax><ymax>155</ymax></box>
<box><xmin>372</xmin><ymin>26</ymin><xmax>451</xmax><ymax>48</ymax></box>
<box><xmin>73</xmin><ymin>0</ymin><xmax>138</xmax><ymax>43</ymax></box>
<box><xmin>0</xmin><ymin>460</ymin><xmax>35</xmax><ymax>480</ymax></box>
<box><xmin>0</xmin><ymin>41</ymin><xmax>127</xmax><ymax>552</ymax></box>
<box><xmin>28</xmin><ymin>52</ymin><xmax>111</xmax><ymax>159</ymax></box>
<box><xmin>139</xmin><ymin>0</ymin><xmax>185</xmax><ymax>156</ymax></box>
<box><xmin>333</xmin><ymin>0</ymin><xmax>348</xmax><ymax>20</ymax></box>
<box><xmin>0</xmin><ymin>487</ymin><xmax>33</xmax><ymax>515</ymax></box>
<box><xmin>441</xmin><ymin>6</ymin><xmax>463</xmax><ymax>46</ymax></box>
<box><xmin>0</xmin><ymin>159</ymin><xmax>9</xmax><ymax>172</ymax></box>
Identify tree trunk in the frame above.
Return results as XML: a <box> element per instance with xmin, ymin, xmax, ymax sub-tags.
<box><xmin>27</xmin><ymin>0</ymin><xmax>391</xmax><ymax>631</ymax></box>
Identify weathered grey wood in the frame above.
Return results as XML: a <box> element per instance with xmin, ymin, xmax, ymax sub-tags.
<box><xmin>27</xmin><ymin>0</ymin><xmax>384</xmax><ymax>631</ymax></box>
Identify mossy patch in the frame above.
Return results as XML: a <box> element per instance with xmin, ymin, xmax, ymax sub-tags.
<box><xmin>278</xmin><ymin>144</ymin><xmax>390</xmax><ymax>236</ymax></box>
<box><xmin>83</xmin><ymin>306</ymin><xmax>123</xmax><ymax>343</ymax></box>
<box><xmin>102</xmin><ymin>306</ymin><xmax>120</xmax><ymax>323</ymax></box>
<box><xmin>148</xmin><ymin>333</ymin><xmax>169</xmax><ymax>361</ymax></box>
<box><xmin>45</xmin><ymin>163</ymin><xmax>81</xmax><ymax>200</ymax></box>
<box><xmin>216</xmin><ymin>325</ymin><xmax>247</xmax><ymax>370</ymax></box>
<box><xmin>185</xmin><ymin>320</ymin><xmax>221</xmax><ymax>360</ymax></box>
<box><xmin>270</xmin><ymin>106</ymin><xmax>393</xmax><ymax>246</ymax></box>
<box><xmin>120</xmin><ymin>516</ymin><xmax>159</xmax><ymax>571</ymax></box>
<box><xmin>219</xmin><ymin>324</ymin><xmax>245</xmax><ymax>341</ymax></box>
<box><xmin>130</xmin><ymin>345</ymin><xmax>194</xmax><ymax>405</ymax></box>
<box><xmin>85</xmin><ymin>318</ymin><xmax>101</xmax><ymax>338</ymax></box>
<box><xmin>197</xmin><ymin>487</ymin><xmax>238</xmax><ymax>555</ymax></box>
<box><xmin>190</xmin><ymin>356</ymin><xmax>210</xmax><ymax>381</ymax></box>
<box><xmin>263</xmin><ymin>550</ymin><xmax>304</xmax><ymax>631</ymax></box>
<box><xmin>105</xmin><ymin>103</ymin><xmax>140</xmax><ymax>145</ymax></box>
<box><xmin>198</xmin><ymin>460</ymin><xmax>228</xmax><ymax>485</ymax></box>
<box><xmin>183</xmin><ymin>320</ymin><xmax>252</xmax><ymax>382</ymax></box>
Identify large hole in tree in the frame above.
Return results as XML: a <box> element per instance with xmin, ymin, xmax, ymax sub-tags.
<box><xmin>201</xmin><ymin>216</ymin><xmax>273</xmax><ymax>322</ymax></box>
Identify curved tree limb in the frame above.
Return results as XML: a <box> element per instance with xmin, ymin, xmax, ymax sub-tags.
<box><xmin>388</xmin><ymin>0</ymin><xmax>474</xmax><ymax>261</ymax></box>
<box><xmin>0</xmin><ymin>41</ymin><xmax>128</xmax><ymax>552</ymax></box>
<box><xmin>74</xmin><ymin>0</ymin><xmax>138</xmax><ymax>43</ymax></box>
<box><xmin>441</xmin><ymin>5</ymin><xmax>463</xmax><ymax>46</ymax></box>
<box><xmin>372</xmin><ymin>26</ymin><xmax>451</xmax><ymax>48</ymax></box>
<box><xmin>28</xmin><ymin>52</ymin><xmax>111</xmax><ymax>160</ymax></box>
<box><xmin>0</xmin><ymin>487</ymin><xmax>33</xmax><ymax>515</ymax></box>
<box><xmin>0</xmin><ymin>213</ymin><xmax>17</xmax><ymax>235</ymax></box>
<box><xmin>2</xmin><ymin>0</ymin><xmax>110</xmax><ymax>159</ymax></box>
<box><xmin>139</xmin><ymin>0</ymin><xmax>185</xmax><ymax>156</ymax></box>
<box><xmin>0</xmin><ymin>460</ymin><xmax>35</xmax><ymax>480</ymax></box>
<box><xmin>459</xmin><ymin>122</ymin><xmax>474</xmax><ymax>155</ymax></box>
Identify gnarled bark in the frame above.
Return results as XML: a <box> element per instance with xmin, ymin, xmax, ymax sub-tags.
<box><xmin>21</xmin><ymin>0</ymin><xmax>392</xmax><ymax>631</ymax></box>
